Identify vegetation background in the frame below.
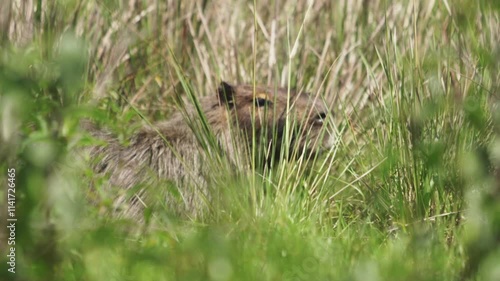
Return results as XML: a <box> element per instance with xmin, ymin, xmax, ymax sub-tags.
<box><xmin>0</xmin><ymin>0</ymin><xmax>499</xmax><ymax>280</ymax></box>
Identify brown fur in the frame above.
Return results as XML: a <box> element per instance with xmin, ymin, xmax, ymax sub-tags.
<box><xmin>84</xmin><ymin>82</ymin><xmax>335</xmax><ymax>218</ymax></box>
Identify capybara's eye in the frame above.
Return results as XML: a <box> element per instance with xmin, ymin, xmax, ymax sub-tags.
<box><xmin>255</xmin><ymin>98</ymin><xmax>271</xmax><ymax>107</ymax></box>
<box><xmin>314</xmin><ymin>112</ymin><xmax>327</xmax><ymax>124</ymax></box>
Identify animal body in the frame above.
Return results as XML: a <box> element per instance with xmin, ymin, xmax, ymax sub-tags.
<box><xmin>85</xmin><ymin>82</ymin><xmax>334</xmax><ymax>218</ymax></box>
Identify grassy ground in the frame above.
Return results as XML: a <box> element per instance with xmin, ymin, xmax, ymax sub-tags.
<box><xmin>1</xmin><ymin>0</ymin><xmax>499</xmax><ymax>280</ymax></box>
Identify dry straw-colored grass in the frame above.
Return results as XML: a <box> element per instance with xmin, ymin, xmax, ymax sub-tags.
<box><xmin>1</xmin><ymin>2</ymin><xmax>384</xmax><ymax>104</ymax></box>
<box><xmin>4</xmin><ymin>1</ymin><xmax>497</xmax><ymax>117</ymax></box>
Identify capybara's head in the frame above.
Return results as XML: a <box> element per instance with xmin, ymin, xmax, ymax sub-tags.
<box><xmin>217</xmin><ymin>81</ymin><xmax>335</xmax><ymax>163</ymax></box>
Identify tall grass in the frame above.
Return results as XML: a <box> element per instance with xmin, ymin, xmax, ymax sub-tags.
<box><xmin>1</xmin><ymin>0</ymin><xmax>499</xmax><ymax>280</ymax></box>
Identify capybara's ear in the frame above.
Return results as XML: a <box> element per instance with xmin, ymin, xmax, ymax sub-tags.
<box><xmin>218</xmin><ymin>81</ymin><xmax>235</xmax><ymax>106</ymax></box>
